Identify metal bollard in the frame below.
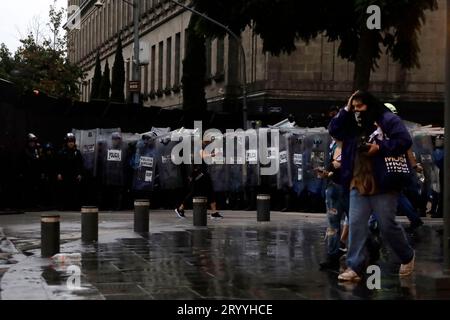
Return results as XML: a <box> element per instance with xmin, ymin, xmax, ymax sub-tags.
<box><xmin>193</xmin><ymin>197</ymin><xmax>208</xmax><ymax>227</ymax></box>
<box><xmin>41</xmin><ymin>215</ymin><xmax>60</xmax><ymax>257</ymax></box>
<box><xmin>134</xmin><ymin>200</ymin><xmax>150</xmax><ymax>233</ymax></box>
<box><xmin>81</xmin><ymin>206</ymin><xmax>98</xmax><ymax>243</ymax></box>
<box><xmin>257</xmin><ymin>194</ymin><xmax>271</xmax><ymax>222</ymax></box>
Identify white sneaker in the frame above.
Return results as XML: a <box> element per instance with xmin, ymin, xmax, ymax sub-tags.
<box><xmin>399</xmin><ymin>252</ymin><xmax>415</xmax><ymax>277</ymax></box>
<box><xmin>338</xmin><ymin>268</ymin><xmax>361</xmax><ymax>282</ymax></box>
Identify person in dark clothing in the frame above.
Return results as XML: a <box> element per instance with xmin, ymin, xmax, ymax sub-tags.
<box><xmin>317</xmin><ymin>139</ymin><xmax>349</xmax><ymax>270</ymax></box>
<box><xmin>329</xmin><ymin>91</ymin><xmax>415</xmax><ymax>282</ymax></box>
<box><xmin>431</xmin><ymin>135</ymin><xmax>444</xmax><ymax>218</ymax></box>
<box><xmin>20</xmin><ymin>133</ymin><xmax>42</xmax><ymax>210</ymax></box>
<box><xmin>40</xmin><ymin>142</ymin><xmax>58</xmax><ymax>209</ymax></box>
<box><xmin>175</xmin><ymin>136</ymin><xmax>223</xmax><ymax>220</ymax></box>
<box><xmin>56</xmin><ymin>133</ymin><xmax>83</xmax><ymax>211</ymax></box>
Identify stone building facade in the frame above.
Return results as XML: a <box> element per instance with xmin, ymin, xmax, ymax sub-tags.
<box><xmin>67</xmin><ymin>0</ymin><xmax>446</xmax><ymax>124</ymax></box>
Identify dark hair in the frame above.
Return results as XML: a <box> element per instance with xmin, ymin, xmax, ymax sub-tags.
<box><xmin>351</xmin><ymin>91</ymin><xmax>387</xmax><ymax>116</ymax></box>
<box><xmin>351</xmin><ymin>91</ymin><xmax>389</xmax><ymax>134</ymax></box>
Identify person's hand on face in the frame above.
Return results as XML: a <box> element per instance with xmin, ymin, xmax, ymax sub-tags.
<box><xmin>345</xmin><ymin>91</ymin><xmax>359</xmax><ymax>112</ymax></box>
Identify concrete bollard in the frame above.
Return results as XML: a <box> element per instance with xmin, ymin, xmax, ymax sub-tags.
<box><xmin>257</xmin><ymin>194</ymin><xmax>271</xmax><ymax>222</ymax></box>
<box><xmin>193</xmin><ymin>197</ymin><xmax>208</xmax><ymax>227</ymax></box>
<box><xmin>134</xmin><ymin>200</ymin><xmax>150</xmax><ymax>233</ymax></box>
<box><xmin>81</xmin><ymin>206</ymin><xmax>99</xmax><ymax>243</ymax></box>
<box><xmin>41</xmin><ymin>215</ymin><xmax>60</xmax><ymax>257</ymax></box>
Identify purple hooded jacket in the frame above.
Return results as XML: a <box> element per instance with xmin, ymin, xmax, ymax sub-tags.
<box><xmin>328</xmin><ymin>108</ymin><xmax>413</xmax><ymax>192</ymax></box>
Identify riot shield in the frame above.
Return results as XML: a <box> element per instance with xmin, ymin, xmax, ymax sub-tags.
<box><xmin>132</xmin><ymin>138</ymin><xmax>158</xmax><ymax>193</ymax></box>
<box><xmin>288</xmin><ymin>129</ymin><xmax>307</xmax><ymax>196</ymax></box>
<box><xmin>304</xmin><ymin>129</ymin><xmax>330</xmax><ymax>196</ymax></box>
<box><xmin>244</xmin><ymin>129</ymin><xmax>260</xmax><ymax>188</ymax></box>
<box><xmin>226</xmin><ymin>133</ymin><xmax>245</xmax><ymax>193</ymax></box>
<box><xmin>72</xmin><ymin>129</ymin><xmax>97</xmax><ymax>176</ymax></box>
<box><xmin>277</xmin><ymin>130</ymin><xmax>292</xmax><ymax>191</ymax></box>
<box><xmin>411</xmin><ymin>131</ymin><xmax>438</xmax><ymax>200</ymax></box>
<box><xmin>207</xmin><ymin>135</ymin><xmax>229</xmax><ymax>193</ymax></box>
<box><xmin>155</xmin><ymin>133</ymin><xmax>183</xmax><ymax>191</ymax></box>
<box><xmin>100</xmin><ymin>133</ymin><xmax>130</xmax><ymax>187</ymax></box>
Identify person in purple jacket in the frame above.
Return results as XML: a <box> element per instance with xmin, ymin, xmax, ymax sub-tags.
<box><xmin>328</xmin><ymin>90</ymin><xmax>415</xmax><ymax>282</ymax></box>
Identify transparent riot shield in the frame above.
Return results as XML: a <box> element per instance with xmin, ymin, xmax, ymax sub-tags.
<box><xmin>155</xmin><ymin>134</ymin><xmax>183</xmax><ymax>191</ymax></box>
<box><xmin>289</xmin><ymin>129</ymin><xmax>307</xmax><ymax>196</ymax></box>
<box><xmin>277</xmin><ymin>130</ymin><xmax>292</xmax><ymax>191</ymax></box>
<box><xmin>72</xmin><ymin>129</ymin><xmax>97</xmax><ymax>176</ymax></box>
<box><xmin>304</xmin><ymin>129</ymin><xmax>330</xmax><ymax>196</ymax></box>
<box><xmin>132</xmin><ymin>138</ymin><xmax>158</xmax><ymax>193</ymax></box>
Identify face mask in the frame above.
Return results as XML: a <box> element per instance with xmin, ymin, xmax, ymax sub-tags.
<box><xmin>354</xmin><ymin>112</ymin><xmax>363</xmax><ymax>126</ymax></box>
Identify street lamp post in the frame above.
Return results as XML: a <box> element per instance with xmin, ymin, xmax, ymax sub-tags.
<box><xmin>169</xmin><ymin>0</ymin><xmax>248</xmax><ymax>130</ymax></box>
<box><xmin>95</xmin><ymin>0</ymin><xmax>140</xmax><ymax>104</ymax></box>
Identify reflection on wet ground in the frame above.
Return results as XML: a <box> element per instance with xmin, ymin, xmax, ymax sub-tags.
<box><xmin>38</xmin><ymin>221</ymin><xmax>449</xmax><ymax>300</ymax></box>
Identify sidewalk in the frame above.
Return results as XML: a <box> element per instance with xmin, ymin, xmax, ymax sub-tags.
<box><xmin>0</xmin><ymin>210</ymin><xmax>448</xmax><ymax>300</ymax></box>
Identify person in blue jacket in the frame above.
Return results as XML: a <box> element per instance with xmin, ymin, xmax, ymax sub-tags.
<box><xmin>328</xmin><ymin>90</ymin><xmax>415</xmax><ymax>282</ymax></box>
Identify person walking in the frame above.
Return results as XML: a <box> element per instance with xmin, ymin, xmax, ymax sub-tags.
<box><xmin>328</xmin><ymin>91</ymin><xmax>415</xmax><ymax>282</ymax></box>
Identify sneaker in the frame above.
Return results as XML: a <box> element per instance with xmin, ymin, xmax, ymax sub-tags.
<box><xmin>211</xmin><ymin>212</ymin><xmax>224</xmax><ymax>219</ymax></box>
<box><xmin>338</xmin><ymin>268</ymin><xmax>361</xmax><ymax>282</ymax></box>
<box><xmin>175</xmin><ymin>208</ymin><xmax>185</xmax><ymax>218</ymax></box>
<box><xmin>399</xmin><ymin>252</ymin><xmax>415</xmax><ymax>277</ymax></box>
<box><xmin>339</xmin><ymin>242</ymin><xmax>348</xmax><ymax>253</ymax></box>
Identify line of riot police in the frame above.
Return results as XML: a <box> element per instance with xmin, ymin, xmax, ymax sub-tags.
<box><xmin>14</xmin><ymin>125</ymin><xmax>444</xmax><ymax>217</ymax></box>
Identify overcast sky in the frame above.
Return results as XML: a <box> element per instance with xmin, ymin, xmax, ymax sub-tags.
<box><xmin>0</xmin><ymin>0</ymin><xmax>66</xmax><ymax>53</ymax></box>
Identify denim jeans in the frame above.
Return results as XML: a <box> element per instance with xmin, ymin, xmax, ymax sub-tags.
<box><xmin>369</xmin><ymin>192</ymin><xmax>422</xmax><ymax>228</ymax></box>
<box><xmin>325</xmin><ymin>182</ymin><xmax>347</xmax><ymax>258</ymax></box>
<box><xmin>398</xmin><ymin>193</ymin><xmax>422</xmax><ymax>225</ymax></box>
<box><xmin>347</xmin><ymin>189</ymin><xmax>414</xmax><ymax>274</ymax></box>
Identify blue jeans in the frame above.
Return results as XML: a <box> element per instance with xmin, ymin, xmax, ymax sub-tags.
<box><xmin>347</xmin><ymin>189</ymin><xmax>414</xmax><ymax>274</ymax></box>
<box><xmin>369</xmin><ymin>193</ymin><xmax>422</xmax><ymax>228</ymax></box>
<box><xmin>398</xmin><ymin>193</ymin><xmax>422</xmax><ymax>225</ymax></box>
<box><xmin>325</xmin><ymin>182</ymin><xmax>347</xmax><ymax>258</ymax></box>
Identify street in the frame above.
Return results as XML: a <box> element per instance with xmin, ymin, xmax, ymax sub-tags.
<box><xmin>0</xmin><ymin>211</ymin><xmax>447</xmax><ymax>300</ymax></box>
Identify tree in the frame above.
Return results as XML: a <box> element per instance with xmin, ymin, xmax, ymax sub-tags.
<box><xmin>182</xmin><ymin>14</ymin><xmax>208</xmax><ymax>125</ymax></box>
<box><xmin>99</xmin><ymin>60</ymin><xmax>111</xmax><ymax>100</ymax></box>
<box><xmin>90</xmin><ymin>52</ymin><xmax>102</xmax><ymax>100</ymax></box>
<box><xmin>0</xmin><ymin>44</ymin><xmax>14</xmax><ymax>79</ymax></box>
<box><xmin>0</xmin><ymin>2</ymin><xmax>84</xmax><ymax>99</ymax></box>
<box><xmin>111</xmin><ymin>35</ymin><xmax>125</xmax><ymax>103</ymax></box>
<box><xmin>192</xmin><ymin>0</ymin><xmax>438</xmax><ymax>90</ymax></box>
<box><xmin>48</xmin><ymin>0</ymin><xmax>66</xmax><ymax>52</ymax></box>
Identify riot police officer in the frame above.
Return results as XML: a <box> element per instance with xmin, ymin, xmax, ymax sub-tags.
<box><xmin>56</xmin><ymin>133</ymin><xmax>83</xmax><ymax>211</ymax></box>
<box><xmin>20</xmin><ymin>133</ymin><xmax>42</xmax><ymax>210</ymax></box>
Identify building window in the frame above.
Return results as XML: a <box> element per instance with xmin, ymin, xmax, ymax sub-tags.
<box><xmin>166</xmin><ymin>37</ymin><xmax>172</xmax><ymax>91</ymax></box>
<box><xmin>158</xmin><ymin>41</ymin><xmax>163</xmax><ymax>92</ymax></box>
<box><xmin>151</xmin><ymin>45</ymin><xmax>156</xmax><ymax>92</ymax></box>
<box><xmin>216</xmin><ymin>37</ymin><xmax>225</xmax><ymax>75</ymax></box>
<box><xmin>174</xmin><ymin>32</ymin><xmax>181</xmax><ymax>86</ymax></box>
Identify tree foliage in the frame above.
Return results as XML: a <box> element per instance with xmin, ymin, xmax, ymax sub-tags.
<box><xmin>90</xmin><ymin>52</ymin><xmax>102</xmax><ymax>101</ymax></box>
<box><xmin>99</xmin><ymin>60</ymin><xmax>111</xmax><ymax>100</ymax></box>
<box><xmin>182</xmin><ymin>14</ymin><xmax>208</xmax><ymax>121</ymax></box>
<box><xmin>111</xmin><ymin>35</ymin><xmax>125</xmax><ymax>103</ymax></box>
<box><xmin>192</xmin><ymin>0</ymin><xmax>438</xmax><ymax>89</ymax></box>
<box><xmin>0</xmin><ymin>1</ymin><xmax>84</xmax><ymax>99</ymax></box>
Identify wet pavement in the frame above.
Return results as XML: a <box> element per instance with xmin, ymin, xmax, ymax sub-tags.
<box><xmin>0</xmin><ymin>211</ymin><xmax>449</xmax><ymax>300</ymax></box>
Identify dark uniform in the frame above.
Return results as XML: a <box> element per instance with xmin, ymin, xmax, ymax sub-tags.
<box><xmin>20</xmin><ymin>134</ymin><xmax>42</xmax><ymax>210</ymax></box>
<box><xmin>57</xmin><ymin>135</ymin><xmax>83</xmax><ymax>211</ymax></box>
